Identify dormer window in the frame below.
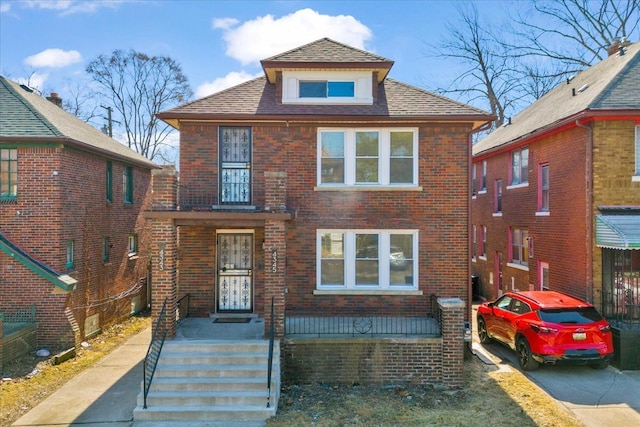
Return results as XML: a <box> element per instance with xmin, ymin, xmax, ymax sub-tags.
<box><xmin>299</xmin><ymin>81</ymin><xmax>355</xmax><ymax>98</ymax></box>
<box><xmin>283</xmin><ymin>71</ymin><xmax>372</xmax><ymax>105</ymax></box>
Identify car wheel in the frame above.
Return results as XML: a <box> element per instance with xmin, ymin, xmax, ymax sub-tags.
<box><xmin>589</xmin><ymin>359</ymin><xmax>609</xmax><ymax>370</ymax></box>
<box><xmin>477</xmin><ymin>316</ymin><xmax>491</xmax><ymax>344</ymax></box>
<box><xmin>517</xmin><ymin>338</ymin><xmax>540</xmax><ymax>371</ymax></box>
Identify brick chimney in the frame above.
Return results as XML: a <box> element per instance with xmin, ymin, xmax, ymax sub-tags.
<box><xmin>608</xmin><ymin>37</ymin><xmax>632</xmax><ymax>56</ymax></box>
<box><xmin>46</xmin><ymin>92</ymin><xmax>63</xmax><ymax>108</ymax></box>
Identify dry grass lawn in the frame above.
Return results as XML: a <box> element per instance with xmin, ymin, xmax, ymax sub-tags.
<box><xmin>2</xmin><ymin>315</ymin><xmax>583</xmax><ymax>427</ymax></box>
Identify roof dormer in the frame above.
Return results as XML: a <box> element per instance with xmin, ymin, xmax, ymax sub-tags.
<box><xmin>260</xmin><ymin>38</ymin><xmax>393</xmax><ymax>105</ymax></box>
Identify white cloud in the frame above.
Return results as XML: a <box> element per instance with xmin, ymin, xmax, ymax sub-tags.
<box><xmin>215</xmin><ymin>8</ymin><xmax>372</xmax><ymax>65</ymax></box>
<box><xmin>24</xmin><ymin>49</ymin><xmax>82</xmax><ymax>68</ymax></box>
<box><xmin>1</xmin><ymin>3</ymin><xmax>11</xmax><ymax>13</ymax></box>
<box><xmin>21</xmin><ymin>0</ymin><xmax>127</xmax><ymax>15</ymax></box>
<box><xmin>195</xmin><ymin>71</ymin><xmax>261</xmax><ymax>98</ymax></box>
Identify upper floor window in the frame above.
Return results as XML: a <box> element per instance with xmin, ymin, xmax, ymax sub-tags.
<box><xmin>0</xmin><ymin>148</ymin><xmax>18</xmax><ymax>201</ymax></box>
<box><xmin>538</xmin><ymin>163</ymin><xmax>549</xmax><ymax>212</ymax></box>
<box><xmin>106</xmin><ymin>161</ymin><xmax>113</xmax><ymax>203</ymax></box>
<box><xmin>283</xmin><ymin>71</ymin><xmax>373</xmax><ymax>105</ymax></box>
<box><xmin>472</xmin><ymin>225</ymin><xmax>477</xmax><ymax>259</ymax></box>
<box><xmin>318</xmin><ymin>128</ymin><xmax>417</xmax><ymax>186</ymax></box>
<box><xmin>123</xmin><ymin>166</ymin><xmax>133</xmax><ymax>204</ymax></box>
<box><xmin>480</xmin><ymin>160</ymin><xmax>487</xmax><ymax>192</ymax></box>
<box><xmin>510</xmin><ymin>146</ymin><xmax>529</xmax><ymax>186</ymax></box>
<box><xmin>300</xmin><ymin>81</ymin><xmax>355</xmax><ymax>98</ymax></box>
<box><xmin>472</xmin><ymin>163</ymin><xmax>477</xmax><ymax>197</ymax></box>
<box><xmin>318</xmin><ymin>230</ymin><xmax>417</xmax><ymax>290</ymax></box>
<box><xmin>103</xmin><ymin>237</ymin><xmax>110</xmax><ymax>263</ymax></box>
<box><xmin>494</xmin><ymin>179</ymin><xmax>503</xmax><ymax>213</ymax></box>
<box><xmin>510</xmin><ymin>228</ymin><xmax>529</xmax><ymax>267</ymax></box>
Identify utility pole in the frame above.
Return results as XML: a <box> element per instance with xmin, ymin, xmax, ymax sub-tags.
<box><xmin>100</xmin><ymin>105</ymin><xmax>120</xmax><ymax>137</ymax></box>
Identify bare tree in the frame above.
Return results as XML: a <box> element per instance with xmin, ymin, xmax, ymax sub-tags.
<box><xmin>60</xmin><ymin>78</ymin><xmax>101</xmax><ymax>126</ymax></box>
<box><xmin>86</xmin><ymin>50</ymin><xmax>192</xmax><ymax>161</ymax></box>
<box><xmin>429</xmin><ymin>3</ymin><xmax>522</xmax><ymax>129</ymax></box>
<box><xmin>508</xmin><ymin>0</ymin><xmax>640</xmax><ymax>76</ymax></box>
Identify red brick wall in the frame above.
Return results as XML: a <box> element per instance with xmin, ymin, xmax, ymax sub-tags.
<box><xmin>176</xmin><ymin>122</ymin><xmax>471</xmax><ymax>318</ymax></box>
<box><xmin>0</xmin><ymin>144</ymin><xmax>152</xmax><ymax>348</ymax></box>
<box><xmin>472</xmin><ymin>126</ymin><xmax>589</xmax><ymax>300</ymax></box>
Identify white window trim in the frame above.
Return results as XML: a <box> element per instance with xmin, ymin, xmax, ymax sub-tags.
<box><xmin>506</xmin><ymin>183</ymin><xmax>529</xmax><ymax>190</ymax></box>
<box><xmin>507</xmin><ymin>262</ymin><xmax>530</xmax><ymax>272</ymax></box>
<box><xmin>317</xmin><ymin>128</ymin><xmax>419</xmax><ymax>187</ymax></box>
<box><xmin>535</xmin><ymin>211</ymin><xmax>550</xmax><ymax>216</ymax></box>
<box><xmin>635</xmin><ymin>125</ymin><xmax>640</xmax><ymax>177</ymax></box>
<box><xmin>282</xmin><ymin>70</ymin><xmax>373</xmax><ymax>105</ymax></box>
<box><xmin>316</xmin><ymin>229</ymin><xmax>419</xmax><ymax>292</ymax></box>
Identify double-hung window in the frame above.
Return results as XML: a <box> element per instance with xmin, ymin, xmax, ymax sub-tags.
<box><xmin>510</xmin><ymin>228</ymin><xmax>529</xmax><ymax>268</ymax></box>
<box><xmin>0</xmin><ymin>148</ymin><xmax>18</xmax><ymax>201</ymax></box>
<box><xmin>510</xmin><ymin>146</ymin><xmax>529</xmax><ymax>186</ymax></box>
<box><xmin>318</xmin><ymin>128</ymin><xmax>417</xmax><ymax>186</ymax></box>
<box><xmin>123</xmin><ymin>166</ymin><xmax>133</xmax><ymax>204</ymax></box>
<box><xmin>494</xmin><ymin>180</ymin><xmax>503</xmax><ymax>214</ymax></box>
<box><xmin>480</xmin><ymin>161</ymin><xmax>487</xmax><ymax>192</ymax></box>
<box><xmin>538</xmin><ymin>163</ymin><xmax>549</xmax><ymax>212</ymax></box>
<box><xmin>128</xmin><ymin>234</ymin><xmax>138</xmax><ymax>255</ymax></box>
<box><xmin>318</xmin><ymin>230</ymin><xmax>417</xmax><ymax>290</ymax></box>
<box><xmin>481</xmin><ymin>226</ymin><xmax>487</xmax><ymax>258</ymax></box>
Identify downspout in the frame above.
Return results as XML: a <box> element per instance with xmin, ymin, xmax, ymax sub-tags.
<box><xmin>576</xmin><ymin>118</ymin><xmax>594</xmax><ymax>303</ymax></box>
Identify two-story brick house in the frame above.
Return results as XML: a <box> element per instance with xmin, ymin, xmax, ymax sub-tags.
<box><xmin>470</xmin><ymin>41</ymin><xmax>640</xmax><ymax>368</ymax></box>
<box><xmin>149</xmin><ymin>38</ymin><xmax>493</xmax><ymax>386</ymax></box>
<box><xmin>0</xmin><ymin>76</ymin><xmax>156</xmax><ymax>361</ymax></box>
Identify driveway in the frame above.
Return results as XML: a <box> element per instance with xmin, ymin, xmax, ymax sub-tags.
<box><xmin>472</xmin><ymin>305</ymin><xmax>640</xmax><ymax>427</ymax></box>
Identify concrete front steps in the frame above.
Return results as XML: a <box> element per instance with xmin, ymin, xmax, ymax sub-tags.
<box><xmin>133</xmin><ymin>339</ymin><xmax>280</xmax><ymax>423</ymax></box>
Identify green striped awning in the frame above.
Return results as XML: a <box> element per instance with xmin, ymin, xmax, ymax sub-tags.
<box><xmin>595</xmin><ymin>215</ymin><xmax>640</xmax><ymax>250</ymax></box>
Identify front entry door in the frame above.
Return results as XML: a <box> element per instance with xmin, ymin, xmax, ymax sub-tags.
<box><xmin>217</xmin><ymin>232</ymin><xmax>253</xmax><ymax>312</ymax></box>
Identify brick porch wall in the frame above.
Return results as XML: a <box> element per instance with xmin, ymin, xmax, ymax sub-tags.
<box><xmin>281</xmin><ymin>298</ymin><xmax>466</xmax><ymax>388</ymax></box>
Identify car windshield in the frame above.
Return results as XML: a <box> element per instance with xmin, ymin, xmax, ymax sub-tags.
<box><xmin>538</xmin><ymin>307</ymin><xmax>604</xmax><ymax>324</ymax></box>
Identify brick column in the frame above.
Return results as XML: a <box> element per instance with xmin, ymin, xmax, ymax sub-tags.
<box><xmin>438</xmin><ymin>297</ymin><xmax>465</xmax><ymax>388</ymax></box>
<box><xmin>264</xmin><ymin>171</ymin><xmax>287</xmax><ymax>338</ymax></box>
<box><xmin>150</xmin><ymin>166</ymin><xmax>178</xmax><ymax>339</ymax></box>
<box><xmin>151</xmin><ymin>166</ymin><xmax>177</xmax><ymax>211</ymax></box>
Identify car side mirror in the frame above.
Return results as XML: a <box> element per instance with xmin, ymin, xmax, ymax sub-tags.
<box><xmin>487</xmin><ymin>302</ymin><xmax>495</xmax><ymax>308</ymax></box>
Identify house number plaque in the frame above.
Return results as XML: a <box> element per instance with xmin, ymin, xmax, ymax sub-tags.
<box><xmin>271</xmin><ymin>249</ymin><xmax>278</xmax><ymax>273</ymax></box>
<box><xmin>158</xmin><ymin>243</ymin><xmax>166</xmax><ymax>271</ymax></box>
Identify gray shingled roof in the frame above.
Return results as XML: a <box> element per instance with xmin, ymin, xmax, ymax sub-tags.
<box><xmin>0</xmin><ymin>76</ymin><xmax>156</xmax><ymax>169</ymax></box>
<box><xmin>474</xmin><ymin>42</ymin><xmax>640</xmax><ymax>156</ymax></box>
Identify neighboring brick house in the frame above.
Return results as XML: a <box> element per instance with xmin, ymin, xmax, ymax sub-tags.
<box><xmin>0</xmin><ymin>76</ymin><xmax>156</xmax><ymax>359</ymax></box>
<box><xmin>150</xmin><ymin>38</ymin><xmax>493</xmax><ymax>385</ymax></box>
<box><xmin>470</xmin><ymin>41</ymin><xmax>640</xmax><ymax>367</ymax></box>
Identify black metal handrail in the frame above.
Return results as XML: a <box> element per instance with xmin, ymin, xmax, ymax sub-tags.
<box><xmin>143</xmin><ymin>298</ymin><xmax>168</xmax><ymax>409</ymax></box>
<box><xmin>177</xmin><ymin>293</ymin><xmax>190</xmax><ymax>323</ymax></box>
<box><xmin>267</xmin><ymin>296</ymin><xmax>275</xmax><ymax>408</ymax></box>
<box><xmin>285</xmin><ymin>314</ymin><xmax>440</xmax><ymax>337</ymax></box>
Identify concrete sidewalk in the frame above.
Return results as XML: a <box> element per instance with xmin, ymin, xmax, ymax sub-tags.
<box><xmin>12</xmin><ymin>326</ymin><xmax>151</xmax><ymax>427</ymax></box>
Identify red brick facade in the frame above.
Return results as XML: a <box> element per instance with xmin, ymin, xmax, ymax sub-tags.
<box><xmin>0</xmin><ymin>145</ymin><xmax>152</xmax><ymax>350</ymax></box>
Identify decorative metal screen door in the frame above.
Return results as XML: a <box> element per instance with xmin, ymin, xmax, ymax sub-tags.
<box><xmin>217</xmin><ymin>233</ymin><xmax>253</xmax><ymax>312</ymax></box>
<box><xmin>220</xmin><ymin>127</ymin><xmax>251</xmax><ymax>204</ymax></box>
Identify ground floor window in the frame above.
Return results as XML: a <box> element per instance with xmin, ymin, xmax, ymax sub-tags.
<box><xmin>602</xmin><ymin>249</ymin><xmax>640</xmax><ymax>322</ymax></box>
<box><xmin>317</xmin><ymin>230</ymin><xmax>417</xmax><ymax>290</ymax></box>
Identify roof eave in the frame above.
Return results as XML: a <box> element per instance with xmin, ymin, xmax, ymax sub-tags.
<box><xmin>260</xmin><ymin>60</ymin><xmax>395</xmax><ymax>83</ymax></box>
<box><xmin>0</xmin><ymin>136</ymin><xmax>158</xmax><ymax>169</ymax></box>
<box><xmin>473</xmin><ymin>108</ymin><xmax>640</xmax><ymax>159</ymax></box>
<box><xmin>156</xmin><ymin>113</ymin><xmax>494</xmax><ymax>130</ymax></box>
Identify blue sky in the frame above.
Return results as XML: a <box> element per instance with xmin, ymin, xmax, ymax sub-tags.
<box><xmin>0</xmin><ymin>0</ymin><xmax>515</xmax><ymax>103</ymax></box>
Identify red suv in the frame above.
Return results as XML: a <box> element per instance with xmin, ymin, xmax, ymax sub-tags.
<box><xmin>477</xmin><ymin>291</ymin><xmax>614</xmax><ymax>371</ymax></box>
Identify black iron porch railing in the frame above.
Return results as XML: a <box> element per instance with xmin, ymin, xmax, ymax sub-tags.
<box><xmin>284</xmin><ymin>314</ymin><xmax>441</xmax><ymax>337</ymax></box>
<box><xmin>178</xmin><ymin>185</ymin><xmax>216</xmax><ymax>211</ymax></box>
<box><xmin>267</xmin><ymin>296</ymin><xmax>275</xmax><ymax>408</ymax></box>
<box><xmin>143</xmin><ymin>298</ymin><xmax>168</xmax><ymax>409</ymax></box>
<box><xmin>176</xmin><ymin>294</ymin><xmax>190</xmax><ymax>323</ymax></box>
<box><xmin>603</xmin><ymin>289</ymin><xmax>640</xmax><ymax>327</ymax></box>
